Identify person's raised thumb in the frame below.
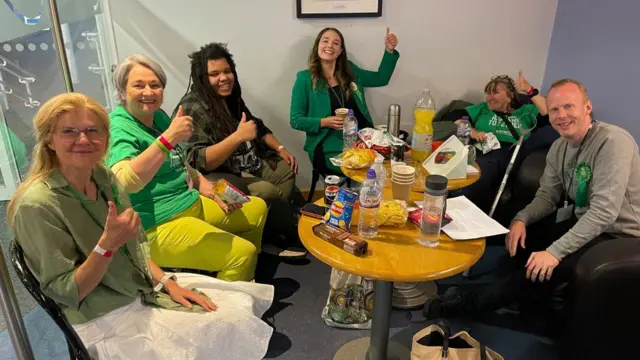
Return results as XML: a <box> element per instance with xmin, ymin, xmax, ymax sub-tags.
<box><xmin>386</xmin><ymin>26</ymin><xmax>390</xmax><ymax>37</ymax></box>
<box><xmin>518</xmin><ymin>70</ymin><xmax>524</xmax><ymax>80</ymax></box>
<box><xmin>175</xmin><ymin>105</ymin><xmax>184</xmax><ymax>118</ymax></box>
<box><xmin>240</xmin><ymin>112</ymin><xmax>247</xmax><ymax>123</ymax></box>
<box><xmin>106</xmin><ymin>201</ymin><xmax>117</xmax><ymax>222</ymax></box>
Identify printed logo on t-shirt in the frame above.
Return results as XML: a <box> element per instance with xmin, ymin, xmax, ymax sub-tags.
<box><xmin>169</xmin><ymin>143</ymin><xmax>187</xmax><ymax>170</ymax></box>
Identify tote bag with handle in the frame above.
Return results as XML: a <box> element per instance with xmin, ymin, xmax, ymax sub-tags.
<box><xmin>411</xmin><ymin>322</ymin><xmax>504</xmax><ymax>360</ymax></box>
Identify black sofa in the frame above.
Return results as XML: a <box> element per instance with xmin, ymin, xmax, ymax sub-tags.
<box><xmin>437</xmin><ymin>103</ymin><xmax>640</xmax><ymax>358</ymax></box>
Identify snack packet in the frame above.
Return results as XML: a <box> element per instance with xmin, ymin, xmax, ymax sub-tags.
<box><xmin>475</xmin><ymin>132</ymin><xmax>501</xmax><ymax>154</ymax></box>
<box><xmin>357</xmin><ymin>128</ymin><xmax>407</xmax><ymax>158</ymax></box>
<box><xmin>377</xmin><ymin>200</ymin><xmax>408</xmax><ymax>227</ymax></box>
<box><xmin>213</xmin><ymin>179</ymin><xmax>250</xmax><ymax>205</ymax></box>
<box><xmin>329</xmin><ymin>148</ymin><xmax>379</xmax><ymax>169</ymax></box>
<box><xmin>408</xmin><ymin>208</ymin><xmax>452</xmax><ymax>227</ymax></box>
<box><xmin>324</xmin><ymin>188</ymin><xmax>358</xmax><ymax>231</ymax></box>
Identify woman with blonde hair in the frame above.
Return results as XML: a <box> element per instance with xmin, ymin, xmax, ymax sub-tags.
<box><xmin>290</xmin><ymin>27</ymin><xmax>399</xmax><ymax>174</ymax></box>
<box><xmin>108</xmin><ymin>54</ymin><xmax>269</xmax><ymax>281</ymax></box>
<box><xmin>8</xmin><ymin>93</ymin><xmax>274</xmax><ymax>359</ymax></box>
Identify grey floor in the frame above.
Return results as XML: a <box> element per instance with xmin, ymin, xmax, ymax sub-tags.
<box><xmin>0</xmin><ymin>238</ymin><xmax>560</xmax><ymax>360</ymax></box>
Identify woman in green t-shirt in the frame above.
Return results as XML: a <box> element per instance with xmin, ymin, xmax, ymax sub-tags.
<box><xmin>442</xmin><ymin>72</ymin><xmax>551</xmax><ymax>212</ymax></box>
<box><xmin>107</xmin><ymin>54</ymin><xmax>268</xmax><ymax>282</ymax></box>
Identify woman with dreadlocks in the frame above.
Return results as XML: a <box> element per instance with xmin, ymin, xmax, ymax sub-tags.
<box><xmin>441</xmin><ymin>72</ymin><xmax>552</xmax><ymax>213</ymax></box>
<box><xmin>176</xmin><ymin>42</ymin><xmax>307</xmax><ymax>259</ymax></box>
<box><xmin>107</xmin><ymin>54</ymin><xmax>269</xmax><ymax>282</ymax></box>
<box><xmin>290</xmin><ymin>27</ymin><xmax>399</xmax><ymax>174</ymax></box>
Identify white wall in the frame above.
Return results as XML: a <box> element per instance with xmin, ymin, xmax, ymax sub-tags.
<box><xmin>108</xmin><ymin>0</ymin><xmax>558</xmax><ymax>187</ymax></box>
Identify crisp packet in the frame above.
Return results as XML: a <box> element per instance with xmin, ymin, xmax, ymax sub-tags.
<box><xmin>408</xmin><ymin>208</ymin><xmax>452</xmax><ymax>227</ymax></box>
<box><xmin>324</xmin><ymin>188</ymin><xmax>358</xmax><ymax>231</ymax></box>
<box><xmin>213</xmin><ymin>179</ymin><xmax>250</xmax><ymax>205</ymax></box>
<box><xmin>378</xmin><ymin>200</ymin><xmax>408</xmax><ymax>227</ymax></box>
<box><xmin>475</xmin><ymin>132</ymin><xmax>501</xmax><ymax>154</ymax></box>
<box><xmin>329</xmin><ymin>148</ymin><xmax>380</xmax><ymax>169</ymax></box>
<box><xmin>357</xmin><ymin>128</ymin><xmax>407</xmax><ymax>158</ymax></box>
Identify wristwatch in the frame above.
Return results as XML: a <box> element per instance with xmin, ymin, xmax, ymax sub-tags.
<box><xmin>154</xmin><ymin>273</ymin><xmax>177</xmax><ymax>292</ymax></box>
<box><xmin>93</xmin><ymin>244</ymin><xmax>113</xmax><ymax>258</ymax></box>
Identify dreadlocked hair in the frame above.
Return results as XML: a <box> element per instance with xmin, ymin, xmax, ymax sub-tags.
<box><xmin>308</xmin><ymin>27</ymin><xmax>355</xmax><ymax>98</ymax></box>
<box><xmin>187</xmin><ymin>42</ymin><xmax>240</xmax><ymax>141</ymax></box>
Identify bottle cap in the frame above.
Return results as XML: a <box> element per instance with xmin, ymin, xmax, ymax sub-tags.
<box><xmin>366</xmin><ymin>168</ymin><xmax>376</xmax><ymax>179</ymax></box>
<box><xmin>462</xmin><ymin>116</ymin><xmax>469</xmax><ymax>120</ymax></box>
<box><xmin>348</xmin><ymin>109</ymin><xmax>354</xmax><ymax>116</ymax></box>
<box><xmin>425</xmin><ymin>174</ymin><xmax>448</xmax><ymax>191</ymax></box>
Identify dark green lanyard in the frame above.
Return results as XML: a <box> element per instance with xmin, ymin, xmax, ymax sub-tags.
<box><xmin>66</xmin><ymin>180</ymin><xmax>131</xmax><ymax>258</ymax></box>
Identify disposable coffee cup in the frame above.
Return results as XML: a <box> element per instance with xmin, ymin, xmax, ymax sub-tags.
<box><xmin>392</xmin><ymin>179</ymin><xmax>413</xmax><ymax>201</ymax></box>
<box><xmin>335</xmin><ymin>108</ymin><xmax>349</xmax><ymax>119</ymax></box>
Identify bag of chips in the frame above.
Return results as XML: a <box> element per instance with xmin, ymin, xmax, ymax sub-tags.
<box><xmin>213</xmin><ymin>179</ymin><xmax>250</xmax><ymax>205</ymax></box>
<box><xmin>329</xmin><ymin>148</ymin><xmax>380</xmax><ymax>169</ymax></box>
<box><xmin>324</xmin><ymin>188</ymin><xmax>358</xmax><ymax>231</ymax></box>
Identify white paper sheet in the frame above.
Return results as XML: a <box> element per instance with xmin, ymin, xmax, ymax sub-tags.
<box><xmin>441</xmin><ymin>196</ymin><xmax>509</xmax><ymax>240</ymax></box>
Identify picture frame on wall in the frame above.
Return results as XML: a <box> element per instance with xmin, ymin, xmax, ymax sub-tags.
<box><xmin>296</xmin><ymin>0</ymin><xmax>383</xmax><ymax>19</ymax></box>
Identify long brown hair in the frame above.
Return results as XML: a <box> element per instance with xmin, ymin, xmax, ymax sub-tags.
<box><xmin>6</xmin><ymin>93</ymin><xmax>110</xmax><ymax>226</ymax></box>
<box><xmin>484</xmin><ymin>75</ymin><xmax>521</xmax><ymax>110</ymax></box>
<box><xmin>308</xmin><ymin>27</ymin><xmax>355</xmax><ymax>98</ymax></box>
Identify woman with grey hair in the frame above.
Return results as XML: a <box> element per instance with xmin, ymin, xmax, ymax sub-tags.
<box><xmin>108</xmin><ymin>53</ymin><xmax>269</xmax><ymax>282</ymax></box>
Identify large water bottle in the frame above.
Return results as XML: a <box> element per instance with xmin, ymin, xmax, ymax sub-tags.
<box><xmin>343</xmin><ymin>109</ymin><xmax>358</xmax><ymax>150</ymax></box>
<box><xmin>358</xmin><ymin>169</ymin><xmax>381</xmax><ymax>239</ymax></box>
<box><xmin>370</xmin><ymin>156</ymin><xmax>386</xmax><ymax>188</ymax></box>
<box><xmin>418</xmin><ymin>175</ymin><xmax>448</xmax><ymax>247</ymax></box>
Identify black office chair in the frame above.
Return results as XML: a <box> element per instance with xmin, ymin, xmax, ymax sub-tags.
<box><xmin>10</xmin><ymin>242</ymin><xmax>91</xmax><ymax>360</ymax></box>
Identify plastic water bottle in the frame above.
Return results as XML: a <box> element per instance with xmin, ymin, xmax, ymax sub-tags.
<box><xmin>418</xmin><ymin>175</ymin><xmax>448</xmax><ymax>247</ymax></box>
<box><xmin>343</xmin><ymin>109</ymin><xmax>358</xmax><ymax>150</ymax></box>
<box><xmin>456</xmin><ymin>116</ymin><xmax>471</xmax><ymax>145</ymax></box>
<box><xmin>370</xmin><ymin>157</ymin><xmax>386</xmax><ymax>188</ymax></box>
<box><xmin>358</xmin><ymin>169</ymin><xmax>381</xmax><ymax>238</ymax></box>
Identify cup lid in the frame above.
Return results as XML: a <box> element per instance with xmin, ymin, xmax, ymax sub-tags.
<box><xmin>425</xmin><ymin>174</ymin><xmax>448</xmax><ymax>191</ymax></box>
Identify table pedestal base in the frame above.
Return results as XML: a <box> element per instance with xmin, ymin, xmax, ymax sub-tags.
<box><xmin>392</xmin><ymin>281</ymin><xmax>438</xmax><ymax>309</ymax></box>
<box><xmin>333</xmin><ymin>337</ymin><xmax>410</xmax><ymax>360</ymax></box>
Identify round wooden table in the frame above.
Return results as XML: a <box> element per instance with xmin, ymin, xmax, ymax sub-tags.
<box><xmin>298</xmin><ymin>188</ymin><xmax>485</xmax><ymax>360</ymax></box>
<box><xmin>341</xmin><ymin>160</ymin><xmax>481</xmax><ymax>192</ymax></box>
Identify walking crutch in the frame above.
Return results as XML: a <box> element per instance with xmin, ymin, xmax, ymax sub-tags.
<box><xmin>463</xmin><ymin>119</ymin><xmax>537</xmax><ymax>277</ymax></box>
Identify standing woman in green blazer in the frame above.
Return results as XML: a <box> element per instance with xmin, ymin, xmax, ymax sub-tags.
<box><xmin>290</xmin><ymin>27</ymin><xmax>399</xmax><ymax>174</ymax></box>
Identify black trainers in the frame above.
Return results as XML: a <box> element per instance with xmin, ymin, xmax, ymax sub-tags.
<box><xmin>424</xmin><ymin>287</ymin><xmax>463</xmax><ymax>319</ymax></box>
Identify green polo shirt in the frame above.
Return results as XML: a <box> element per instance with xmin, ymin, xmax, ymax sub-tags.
<box><xmin>107</xmin><ymin>105</ymin><xmax>199</xmax><ymax>229</ymax></box>
<box><xmin>465</xmin><ymin>102</ymin><xmax>539</xmax><ymax>143</ymax></box>
<box><xmin>11</xmin><ymin>166</ymin><xmax>156</xmax><ymax>324</ymax></box>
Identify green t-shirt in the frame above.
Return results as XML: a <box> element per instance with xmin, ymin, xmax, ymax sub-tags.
<box><xmin>107</xmin><ymin>105</ymin><xmax>199</xmax><ymax>230</ymax></box>
<box><xmin>465</xmin><ymin>102</ymin><xmax>539</xmax><ymax>143</ymax></box>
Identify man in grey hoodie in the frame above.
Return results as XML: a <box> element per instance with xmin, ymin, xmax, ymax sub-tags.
<box><xmin>425</xmin><ymin>79</ymin><xmax>640</xmax><ymax>322</ymax></box>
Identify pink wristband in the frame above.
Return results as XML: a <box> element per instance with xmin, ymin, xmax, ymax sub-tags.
<box><xmin>158</xmin><ymin>136</ymin><xmax>174</xmax><ymax>151</ymax></box>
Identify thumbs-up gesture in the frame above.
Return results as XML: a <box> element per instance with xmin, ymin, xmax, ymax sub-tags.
<box><xmin>514</xmin><ymin>71</ymin><xmax>533</xmax><ymax>94</ymax></box>
<box><xmin>384</xmin><ymin>27</ymin><xmax>398</xmax><ymax>53</ymax></box>
<box><xmin>234</xmin><ymin>112</ymin><xmax>257</xmax><ymax>142</ymax></box>
<box><xmin>99</xmin><ymin>202</ymin><xmax>141</xmax><ymax>251</ymax></box>
<box><xmin>163</xmin><ymin>105</ymin><xmax>194</xmax><ymax>146</ymax></box>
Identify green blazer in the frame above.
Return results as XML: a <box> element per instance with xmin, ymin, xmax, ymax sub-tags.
<box><xmin>290</xmin><ymin>50</ymin><xmax>400</xmax><ymax>164</ymax></box>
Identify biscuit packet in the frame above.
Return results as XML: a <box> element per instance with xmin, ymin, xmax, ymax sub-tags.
<box><xmin>324</xmin><ymin>188</ymin><xmax>358</xmax><ymax>231</ymax></box>
<box><xmin>212</xmin><ymin>179</ymin><xmax>250</xmax><ymax>205</ymax></box>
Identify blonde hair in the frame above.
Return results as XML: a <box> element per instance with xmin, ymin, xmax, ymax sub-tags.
<box><xmin>548</xmin><ymin>78</ymin><xmax>590</xmax><ymax>101</ymax></box>
<box><xmin>6</xmin><ymin>93</ymin><xmax>110</xmax><ymax>226</ymax></box>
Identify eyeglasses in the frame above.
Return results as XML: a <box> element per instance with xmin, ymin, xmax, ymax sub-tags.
<box><xmin>55</xmin><ymin>127</ymin><xmax>107</xmax><ymax>140</ymax></box>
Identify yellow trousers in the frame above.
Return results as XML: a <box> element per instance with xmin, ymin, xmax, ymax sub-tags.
<box><xmin>146</xmin><ymin>196</ymin><xmax>267</xmax><ymax>281</ymax></box>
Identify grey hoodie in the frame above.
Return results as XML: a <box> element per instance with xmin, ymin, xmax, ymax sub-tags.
<box><xmin>514</xmin><ymin>121</ymin><xmax>640</xmax><ymax>259</ymax></box>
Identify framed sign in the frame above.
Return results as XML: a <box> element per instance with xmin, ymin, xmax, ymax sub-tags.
<box><xmin>296</xmin><ymin>0</ymin><xmax>383</xmax><ymax>19</ymax></box>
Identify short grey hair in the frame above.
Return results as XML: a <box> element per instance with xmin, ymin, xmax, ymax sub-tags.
<box><xmin>113</xmin><ymin>53</ymin><xmax>167</xmax><ymax>104</ymax></box>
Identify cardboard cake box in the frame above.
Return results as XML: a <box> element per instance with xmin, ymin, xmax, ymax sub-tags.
<box><xmin>312</xmin><ymin>223</ymin><xmax>368</xmax><ymax>256</ymax></box>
